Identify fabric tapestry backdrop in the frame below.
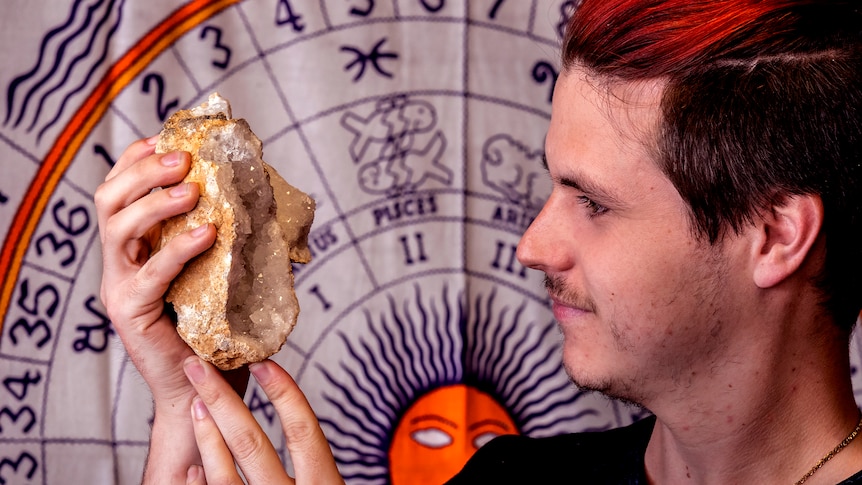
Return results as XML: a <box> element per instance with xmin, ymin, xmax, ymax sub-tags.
<box><xmin>1</xmin><ymin>1</ymin><xmax>861</xmax><ymax>484</ymax></box>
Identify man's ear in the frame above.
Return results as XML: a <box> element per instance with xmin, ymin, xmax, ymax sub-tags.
<box><xmin>752</xmin><ymin>194</ymin><xmax>824</xmax><ymax>289</ymax></box>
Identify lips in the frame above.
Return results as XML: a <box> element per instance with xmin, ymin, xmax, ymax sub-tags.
<box><xmin>550</xmin><ymin>296</ymin><xmax>593</xmax><ymax>322</ymax></box>
<box><xmin>544</xmin><ymin>275</ymin><xmax>596</xmax><ymax>317</ymax></box>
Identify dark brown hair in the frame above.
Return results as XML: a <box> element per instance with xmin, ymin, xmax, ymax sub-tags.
<box><xmin>564</xmin><ymin>0</ymin><xmax>862</xmax><ymax>329</ymax></box>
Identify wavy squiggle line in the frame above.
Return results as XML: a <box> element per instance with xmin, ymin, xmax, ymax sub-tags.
<box><xmin>8</xmin><ymin>0</ymin><xmax>109</xmax><ymax>130</ymax></box>
<box><xmin>26</xmin><ymin>0</ymin><xmax>114</xmax><ymax>133</ymax></box>
<box><xmin>4</xmin><ymin>0</ymin><xmax>86</xmax><ymax>126</ymax></box>
<box><xmin>36</xmin><ymin>0</ymin><xmax>127</xmax><ymax>141</ymax></box>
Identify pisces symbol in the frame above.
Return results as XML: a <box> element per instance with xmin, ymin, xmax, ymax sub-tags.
<box><xmin>341</xmin><ymin>38</ymin><xmax>399</xmax><ymax>82</ymax></box>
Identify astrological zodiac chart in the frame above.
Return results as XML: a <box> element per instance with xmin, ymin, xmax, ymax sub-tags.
<box><xmin>1</xmin><ymin>1</ymin><xmax>860</xmax><ymax>484</ymax></box>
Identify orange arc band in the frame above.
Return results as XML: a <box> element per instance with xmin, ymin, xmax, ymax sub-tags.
<box><xmin>0</xmin><ymin>0</ymin><xmax>243</xmax><ymax>330</ymax></box>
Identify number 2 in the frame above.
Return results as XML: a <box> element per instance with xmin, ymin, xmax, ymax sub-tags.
<box><xmin>141</xmin><ymin>73</ymin><xmax>179</xmax><ymax>122</ymax></box>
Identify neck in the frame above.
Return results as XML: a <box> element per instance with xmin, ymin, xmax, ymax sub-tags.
<box><xmin>643</xmin><ymin>317</ymin><xmax>861</xmax><ymax>485</ymax></box>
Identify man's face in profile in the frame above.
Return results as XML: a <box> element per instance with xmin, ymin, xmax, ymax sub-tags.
<box><xmin>517</xmin><ymin>68</ymin><xmax>754</xmax><ymax>407</ymax></box>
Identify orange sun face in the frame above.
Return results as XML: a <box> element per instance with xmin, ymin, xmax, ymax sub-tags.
<box><xmin>388</xmin><ymin>384</ymin><xmax>518</xmax><ymax>484</ymax></box>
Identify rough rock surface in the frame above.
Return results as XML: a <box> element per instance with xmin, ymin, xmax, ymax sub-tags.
<box><xmin>156</xmin><ymin>93</ymin><xmax>315</xmax><ymax>370</ymax></box>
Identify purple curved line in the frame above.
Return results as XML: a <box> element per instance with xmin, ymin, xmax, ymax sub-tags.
<box><xmin>12</xmin><ymin>0</ymin><xmax>107</xmax><ymax>129</ymax></box>
<box><xmin>487</xmin><ymin>307</ymin><xmax>520</xmax><ymax>385</ymax></box>
<box><xmin>5</xmin><ymin>0</ymin><xmax>85</xmax><ymax>125</ymax></box>
<box><xmin>332</xmin><ymin>333</ymin><xmax>400</xmax><ymax>420</ymax></box>
<box><xmin>37</xmin><ymin>0</ymin><xmax>125</xmax><ymax>141</ymax></box>
<box><xmin>318</xmin><ymin>366</ymin><xmax>388</xmax><ymax>441</ymax></box>
<box><xmin>499</xmin><ymin>323</ymin><xmax>557</xmax><ymax>401</ymax></box>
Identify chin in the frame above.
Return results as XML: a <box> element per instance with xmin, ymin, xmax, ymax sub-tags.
<box><xmin>562</xmin><ymin>355</ymin><xmax>646</xmax><ymax>407</ymax></box>
<box><xmin>563</xmin><ymin>360</ymin><xmax>610</xmax><ymax>393</ymax></box>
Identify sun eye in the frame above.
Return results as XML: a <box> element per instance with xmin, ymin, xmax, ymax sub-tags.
<box><xmin>472</xmin><ymin>431</ymin><xmax>501</xmax><ymax>449</ymax></box>
<box><xmin>410</xmin><ymin>427</ymin><xmax>453</xmax><ymax>449</ymax></box>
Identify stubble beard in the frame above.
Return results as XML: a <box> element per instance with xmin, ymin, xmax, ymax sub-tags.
<box><xmin>545</xmin><ymin>242</ymin><xmax>731</xmax><ymax>409</ymax></box>
<box><xmin>562</xmin><ymin>357</ymin><xmax>650</xmax><ymax>408</ymax></box>
<box><xmin>544</xmin><ymin>275</ymin><xmax>650</xmax><ymax>404</ymax></box>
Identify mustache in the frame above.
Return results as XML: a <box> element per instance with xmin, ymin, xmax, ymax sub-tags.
<box><xmin>544</xmin><ymin>275</ymin><xmax>597</xmax><ymax>313</ymax></box>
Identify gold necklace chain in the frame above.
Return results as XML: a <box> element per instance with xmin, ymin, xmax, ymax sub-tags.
<box><xmin>794</xmin><ymin>413</ymin><xmax>862</xmax><ymax>485</ymax></box>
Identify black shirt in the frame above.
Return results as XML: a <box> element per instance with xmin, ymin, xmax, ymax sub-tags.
<box><xmin>446</xmin><ymin>416</ymin><xmax>862</xmax><ymax>484</ymax></box>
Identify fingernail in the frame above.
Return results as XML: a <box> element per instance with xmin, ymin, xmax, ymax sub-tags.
<box><xmin>169</xmin><ymin>183</ymin><xmax>189</xmax><ymax>198</ymax></box>
<box><xmin>190</xmin><ymin>224</ymin><xmax>209</xmax><ymax>237</ymax></box>
<box><xmin>146</xmin><ymin>134</ymin><xmax>159</xmax><ymax>145</ymax></box>
<box><xmin>191</xmin><ymin>396</ymin><xmax>209</xmax><ymax>420</ymax></box>
<box><xmin>162</xmin><ymin>151</ymin><xmax>182</xmax><ymax>166</ymax></box>
<box><xmin>250</xmin><ymin>361</ymin><xmax>271</xmax><ymax>385</ymax></box>
<box><xmin>186</xmin><ymin>464</ymin><xmax>203</xmax><ymax>483</ymax></box>
<box><xmin>184</xmin><ymin>356</ymin><xmax>206</xmax><ymax>384</ymax></box>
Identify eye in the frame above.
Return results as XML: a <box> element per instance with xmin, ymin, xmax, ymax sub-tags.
<box><xmin>410</xmin><ymin>428</ymin><xmax>453</xmax><ymax>449</ymax></box>
<box><xmin>576</xmin><ymin>195</ymin><xmax>608</xmax><ymax>217</ymax></box>
<box><xmin>472</xmin><ymin>431</ymin><xmax>501</xmax><ymax>449</ymax></box>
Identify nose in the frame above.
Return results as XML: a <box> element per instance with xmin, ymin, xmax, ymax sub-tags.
<box><xmin>516</xmin><ymin>194</ymin><xmax>573</xmax><ymax>273</ymax></box>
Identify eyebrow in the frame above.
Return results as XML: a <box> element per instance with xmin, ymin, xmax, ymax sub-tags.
<box><xmin>467</xmin><ymin>419</ymin><xmax>511</xmax><ymax>432</ymax></box>
<box><xmin>410</xmin><ymin>414</ymin><xmax>458</xmax><ymax>429</ymax></box>
<box><xmin>542</xmin><ymin>153</ymin><xmax>626</xmax><ymax>207</ymax></box>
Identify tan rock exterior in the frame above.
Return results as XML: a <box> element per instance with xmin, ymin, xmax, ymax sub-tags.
<box><xmin>155</xmin><ymin>93</ymin><xmax>314</xmax><ymax>370</ymax></box>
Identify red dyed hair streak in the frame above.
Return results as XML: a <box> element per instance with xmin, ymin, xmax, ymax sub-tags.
<box><xmin>563</xmin><ymin>0</ymin><xmax>847</xmax><ymax>78</ymax></box>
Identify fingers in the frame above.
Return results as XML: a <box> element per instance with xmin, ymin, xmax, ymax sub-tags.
<box><xmin>95</xmin><ymin>136</ymin><xmax>214</xmax><ymax>373</ymax></box>
<box><xmin>249</xmin><ymin>360</ymin><xmax>344</xmax><ymax>485</ymax></box>
<box><xmin>107</xmin><ymin>183</ymin><xmax>200</xmax><ymax>252</ymax></box>
<box><xmin>189</xmin><ymin>397</ymin><xmax>245</xmax><ymax>485</ymax></box>
<box><xmin>96</xmin><ymin>148</ymin><xmax>192</xmax><ymax>243</ymax></box>
<box><xmin>95</xmin><ymin>136</ymin><xmax>213</xmax><ymax>325</ymax></box>
<box><xmin>185</xmin><ymin>357</ymin><xmax>293</xmax><ymax>485</ymax></box>
<box><xmin>186</xmin><ymin>465</ymin><xmax>206</xmax><ymax>485</ymax></box>
<box><xmin>104</xmin><ymin>135</ymin><xmax>158</xmax><ymax>182</ymax></box>
<box><xmin>105</xmin><ymin>223</ymin><xmax>215</xmax><ymax>326</ymax></box>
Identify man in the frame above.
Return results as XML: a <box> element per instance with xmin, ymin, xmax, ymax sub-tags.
<box><xmin>96</xmin><ymin>0</ymin><xmax>862</xmax><ymax>483</ymax></box>
<box><xmin>449</xmin><ymin>0</ymin><xmax>862</xmax><ymax>483</ymax></box>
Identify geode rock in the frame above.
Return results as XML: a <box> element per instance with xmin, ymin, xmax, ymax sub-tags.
<box><xmin>156</xmin><ymin>93</ymin><xmax>315</xmax><ymax>370</ymax></box>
